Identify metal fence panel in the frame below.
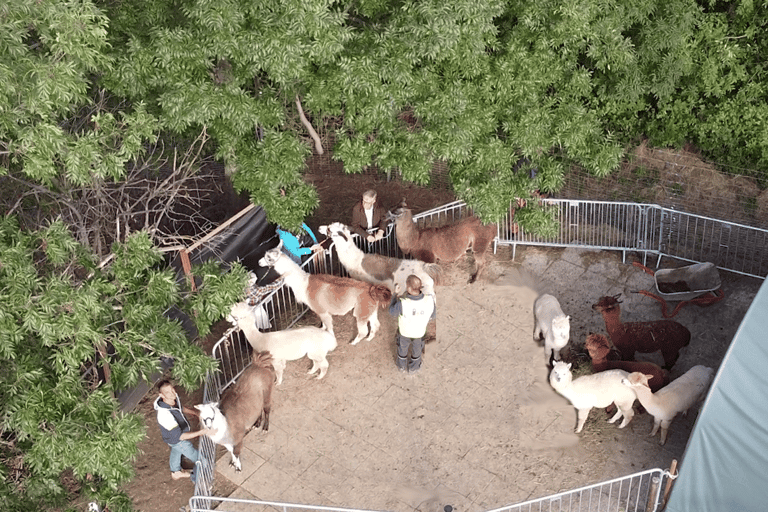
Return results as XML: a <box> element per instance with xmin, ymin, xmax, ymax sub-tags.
<box><xmin>484</xmin><ymin>469</ymin><xmax>669</xmax><ymax>512</ymax></box>
<box><xmin>658</xmin><ymin>209</ymin><xmax>768</xmax><ymax>278</ymax></box>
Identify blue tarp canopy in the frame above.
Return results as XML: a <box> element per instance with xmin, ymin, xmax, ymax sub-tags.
<box><xmin>665</xmin><ymin>277</ymin><xmax>768</xmax><ymax>511</ymax></box>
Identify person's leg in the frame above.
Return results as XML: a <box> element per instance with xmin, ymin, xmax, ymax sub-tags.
<box><xmin>177</xmin><ymin>440</ymin><xmax>200</xmax><ymax>483</ymax></box>
<box><xmin>395</xmin><ymin>333</ymin><xmax>410</xmax><ymax>371</ymax></box>
<box><xmin>168</xmin><ymin>442</ymin><xmax>188</xmax><ymax>480</ymax></box>
<box><xmin>409</xmin><ymin>337</ymin><xmax>425</xmax><ymax>372</ymax></box>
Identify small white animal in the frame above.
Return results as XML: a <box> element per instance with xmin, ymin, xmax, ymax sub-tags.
<box><xmin>622</xmin><ymin>365</ymin><xmax>714</xmax><ymax>445</ymax></box>
<box><xmin>228</xmin><ymin>302</ymin><xmax>338</xmax><ymax>384</ymax></box>
<box><xmin>533</xmin><ymin>294</ymin><xmax>571</xmax><ymax>362</ymax></box>
<box><xmin>549</xmin><ymin>361</ymin><xmax>637</xmax><ymax>433</ymax></box>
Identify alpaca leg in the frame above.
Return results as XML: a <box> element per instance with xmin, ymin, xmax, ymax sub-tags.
<box><xmin>575</xmin><ymin>408</ymin><xmax>591</xmax><ymax>433</ymax></box>
<box><xmin>606</xmin><ymin>407</ymin><xmax>624</xmax><ymax>424</ymax></box>
<box><xmin>231</xmin><ymin>442</ymin><xmax>244</xmax><ymax>472</ymax></box>
<box><xmin>533</xmin><ymin>322</ymin><xmax>542</xmax><ymax>341</ymax></box>
<box><xmin>350</xmin><ymin>315</ymin><xmax>370</xmax><ymax>345</ymax></box>
<box><xmin>659</xmin><ymin>419</ymin><xmax>673</xmax><ymax>445</ymax></box>
<box><xmin>317</xmin><ymin>312</ymin><xmax>334</xmax><ymax>336</ymax></box>
<box><xmin>365</xmin><ymin>310</ymin><xmax>380</xmax><ymax>341</ymax></box>
<box><xmin>617</xmin><ymin>405</ymin><xmax>634</xmax><ymax>428</ymax></box>
<box><xmin>273</xmin><ymin>359</ymin><xmax>286</xmax><ymax>385</ymax></box>
<box><xmin>650</xmin><ymin>418</ymin><xmax>661</xmax><ymax>438</ymax></box>
<box><xmin>313</xmin><ymin>357</ymin><xmax>330</xmax><ymax>380</ymax></box>
<box><xmin>224</xmin><ymin>444</ymin><xmax>241</xmax><ymax>472</ymax></box>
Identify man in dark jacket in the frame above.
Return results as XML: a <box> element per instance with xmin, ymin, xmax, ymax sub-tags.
<box><xmin>154</xmin><ymin>380</ymin><xmax>216</xmax><ymax>482</ymax></box>
<box><xmin>351</xmin><ymin>189</ymin><xmax>387</xmax><ymax>242</ymax></box>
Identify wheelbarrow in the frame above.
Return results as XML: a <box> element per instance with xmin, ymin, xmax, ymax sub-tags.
<box><xmin>632</xmin><ymin>261</ymin><xmax>724</xmax><ymax>318</ymax></box>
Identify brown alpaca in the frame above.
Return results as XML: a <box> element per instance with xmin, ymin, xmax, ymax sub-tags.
<box><xmin>195</xmin><ymin>351</ymin><xmax>275</xmax><ymax>472</ymax></box>
<box><xmin>585</xmin><ymin>333</ymin><xmax>670</xmax><ymax>392</ymax></box>
<box><xmin>387</xmin><ymin>203</ymin><xmax>497</xmax><ymax>284</ymax></box>
<box><xmin>592</xmin><ymin>295</ymin><xmax>691</xmax><ymax>370</ymax></box>
<box><xmin>259</xmin><ymin>244</ymin><xmax>392</xmax><ymax>345</ymax></box>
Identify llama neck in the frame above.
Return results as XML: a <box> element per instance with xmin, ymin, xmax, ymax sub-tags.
<box><xmin>334</xmin><ymin>236</ymin><xmax>363</xmax><ymax>268</ymax></box>
<box><xmin>631</xmin><ymin>385</ymin><xmax>657</xmax><ymax>411</ymax></box>
<box><xmin>209</xmin><ymin>409</ymin><xmax>232</xmax><ymax>444</ymax></box>
<box><xmin>274</xmin><ymin>256</ymin><xmax>310</xmax><ymax>304</ymax></box>
<box><xmin>600</xmin><ymin>309</ymin><xmax>624</xmax><ymax>335</ymax></box>
<box><xmin>396</xmin><ymin>213</ymin><xmax>417</xmax><ymax>249</ymax></box>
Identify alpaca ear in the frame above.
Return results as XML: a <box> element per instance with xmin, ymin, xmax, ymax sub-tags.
<box><xmin>194</xmin><ymin>404</ymin><xmax>203</xmax><ymax>411</ymax></box>
<box><xmin>644</xmin><ymin>374</ymin><xmax>654</xmax><ymax>380</ymax></box>
<box><xmin>318</xmin><ymin>225</ymin><xmax>328</xmax><ymax>236</ymax></box>
<box><xmin>567</xmin><ymin>363</ymin><xmax>572</xmax><ymax>370</ymax></box>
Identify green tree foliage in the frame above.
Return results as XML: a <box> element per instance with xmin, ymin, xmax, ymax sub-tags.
<box><xmin>0</xmin><ymin>1</ymin><xmax>247</xmax><ymax>509</ymax></box>
<box><xmin>102</xmin><ymin>0</ymin><xmax>767</xmax><ymax>227</ymax></box>
<box><xmin>0</xmin><ymin>217</ymin><xmax>247</xmax><ymax>510</ymax></box>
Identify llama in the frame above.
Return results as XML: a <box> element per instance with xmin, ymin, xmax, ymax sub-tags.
<box><xmin>585</xmin><ymin>333</ymin><xmax>669</xmax><ymax>392</ymax></box>
<box><xmin>228</xmin><ymin>301</ymin><xmax>337</xmax><ymax>384</ymax></box>
<box><xmin>592</xmin><ymin>294</ymin><xmax>691</xmax><ymax>370</ymax></box>
<box><xmin>258</xmin><ymin>242</ymin><xmax>392</xmax><ymax>345</ymax></box>
<box><xmin>195</xmin><ymin>351</ymin><xmax>275</xmax><ymax>471</ymax></box>
<box><xmin>386</xmin><ymin>202</ymin><xmax>497</xmax><ymax>284</ymax></box>
<box><xmin>318</xmin><ymin>222</ymin><xmax>441</xmax><ymax>298</ymax></box>
<box><xmin>533</xmin><ymin>293</ymin><xmax>570</xmax><ymax>363</ymax></box>
<box><xmin>549</xmin><ymin>361</ymin><xmax>637</xmax><ymax>433</ymax></box>
<box><xmin>622</xmin><ymin>366</ymin><xmax>714</xmax><ymax>445</ymax></box>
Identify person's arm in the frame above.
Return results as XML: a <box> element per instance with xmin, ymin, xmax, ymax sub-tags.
<box><xmin>350</xmin><ymin>203</ymin><xmax>368</xmax><ymax>238</ymax></box>
<box><xmin>180</xmin><ymin>427</ymin><xmax>217</xmax><ymax>441</ymax></box>
<box><xmin>374</xmin><ymin>205</ymin><xmax>388</xmax><ymax>239</ymax></box>
<box><xmin>301</xmin><ymin>223</ymin><xmax>319</xmax><ymax>244</ymax></box>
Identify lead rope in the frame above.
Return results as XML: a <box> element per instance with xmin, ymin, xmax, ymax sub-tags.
<box><xmin>631</xmin><ymin>262</ymin><xmax>725</xmax><ymax>318</ymax></box>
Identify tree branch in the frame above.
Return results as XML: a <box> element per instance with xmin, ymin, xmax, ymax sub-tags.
<box><xmin>295</xmin><ymin>95</ymin><xmax>324</xmax><ymax>155</ymax></box>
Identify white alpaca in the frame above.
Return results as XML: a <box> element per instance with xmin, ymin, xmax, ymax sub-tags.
<box><xmin>533</xmin><ymin>294</ymin><xmax>571</xmax><ymax>362</ymax></box>
<box><xmin>318</xmin><ymin>222</ymin><xmax>440</xmax><ymax>299</ymax></box>
<box><xmin>549</xmin><ymin>361</ymin><xmax>637</xmax><ymax>433</ymax></box>
<box><xmin>228</xmin><ymin>302</ymin><xmax>338</xmax><ymax>384</ymax></box>
<box><xmin>622</xmin><ymin>365</ymin><xmax>714</xmax><ymax>445</ymax></box>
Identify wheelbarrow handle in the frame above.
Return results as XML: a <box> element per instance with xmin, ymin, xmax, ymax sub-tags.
<box><xmin>632</xmin><ymin>261</ymin><xmax>656</xmax><ymax>276</ymax></box>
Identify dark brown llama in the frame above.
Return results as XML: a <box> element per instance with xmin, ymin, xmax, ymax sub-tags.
<box><xmin>585</xmin><ymin>333</ymin><xmax>670</xmax><ymax>392</ymax></box>
<box><xmin>387</xmin><ymin>203</ymin><xmax>497</xmax><ymax>284</ymax></box>
<box><xmin>592</xmin><ymin>295</ymin><xmax>691</xmax><ymax>370</ymax></box>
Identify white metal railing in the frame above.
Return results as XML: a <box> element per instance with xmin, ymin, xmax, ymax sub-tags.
<box><xmin>484</xmin><ymin>468</ymin><xmax>670</xmax><ymax>512</ymax></box>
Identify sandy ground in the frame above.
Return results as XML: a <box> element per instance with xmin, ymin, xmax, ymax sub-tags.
<box><xmin>183</xmin><ymin>246</ymin><xmax>761</xmax><ymax>512</ymax></box>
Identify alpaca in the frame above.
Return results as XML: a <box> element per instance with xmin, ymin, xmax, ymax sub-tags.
<box><xmin>549</xmin><ymin>361</ymin><xmax>637</xmax><ymax>433</ymax></box>
<box><xmin>585</xmin><ymin>333</ymin><xmax>670</xmax><ymax>392</ymax></box>
<box><xmin>592</xmin><ymin>294</ymin><xmax>691</xmax><ymax>370</ymax></box>
<box><xmin>622</xmin><ymin>366</ymin><xmax>714</xmax><ymax>445</ymax></box>
<box><xmin>258</xmin><ymin>242</ymin><xmax>392</xmax><ymax>344</ymax></box>
<box><xmin>318</xmin><ymin>222</ymin><xmax>441</xmax><ymax>298</ymax></box>
<box><xmin>195</xmin><ymin>351</ymin><xmax>275</xmax><ymax>471</ymax></box>
<box><xmin>386</xmin><ymin>202</ymin><xmax>497</xmax><ymax>284</ymax></box>
<box><xmin>533</xmin><ymin>293</ymin><xmax>570</xmax><ymax>363</ymax></box>
<box><xmin>228</xmin><ymin>301</ymin><xmax>337</xmax><ymax>384</ymax></box>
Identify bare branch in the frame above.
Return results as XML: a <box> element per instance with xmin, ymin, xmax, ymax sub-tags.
<box><xmin>295</xmin><ymin>95</ymin><xmax>324</xmax><ymax>155</ymax></box>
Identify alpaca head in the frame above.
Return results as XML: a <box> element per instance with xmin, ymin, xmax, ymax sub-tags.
<box><xmin>259</xmin><ymin>243</ymin><xmax>285</xmax><ymax>269</ymax></box>
<box><xmin>195</xmin><ymin>402</ymin><xmax>222</xmax><ymax>430</ymax></box>
<box><xmin>592</xmin><ymin>294</ymin><xmax>622</xmax><ymax>313</ymax></box>
<box><xmin>621</xmin><ymin>372</ymin><xmax>653</xmax><ymax>390</ymax></box>
<box><xmin>227</xmin><ymin>302</ymin><xmax>252</xmax><ymax>327</ymax></box>
<box><xmin>319</xmin><ymin>222</ymin><xmax>351</xmax><ymax>243</ymax></box>
<box><xmin>585</xmin><ymin>333</ymin><xmax>611</xmax><ymax>360</ymax></box>
<box><xmin>549</xmin><ymin>361</ymin><xmax>573</xmax><ymax>387</ymax></box>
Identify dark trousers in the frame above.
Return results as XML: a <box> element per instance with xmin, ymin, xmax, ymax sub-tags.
<box><xmin>396</xmin><ymin>333</ymin><xmax>425</xmax><ymax>371</ymax></box>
